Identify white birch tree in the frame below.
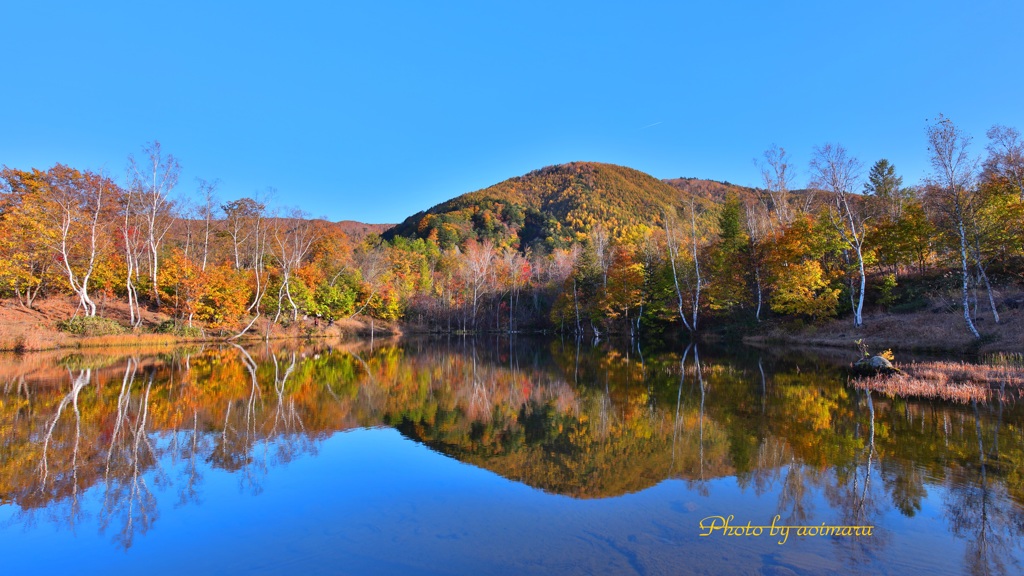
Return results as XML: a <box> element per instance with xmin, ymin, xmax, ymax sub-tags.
<box><xmin>271</xmin><ymin>209</ymin><xmax>318</xmax><ymax>323</ymax></box>
<box><xmin>756</xmin><ymin>144</ymin><xmax>796</xmax><ymax>232</ymax></box>
<box><xmin>47</xmin><ymin>167</ymin><xmax>110</xmax><ymax>317</ymax></box>
<box><xmin>663</xmin><ymin>201</ymin><xmax>703</xmax><ymax>333</ymax></box>
<box><xmin>127</xmin><ymin>141</ymin><xmax>180</xmax><ymax>307</ymax></box>
<box><xmin>926</xmin><ymin>115</ymin><xmax>981</xmax><ymax>339</ymax></box>
<box><xmin>810</xmin><ymin>143</ymin><xmax>867</xmax><ymax>327</ymax></box>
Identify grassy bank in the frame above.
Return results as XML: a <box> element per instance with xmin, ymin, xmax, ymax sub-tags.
<box><xmin>0</xmin><ymin>297</ymin><xmax>399</xmax><ymax>352</ymax></box>
<box><xmin>742</xmin><ymin>304</ymin><xmax>1024</xmax><ymax>356</ymax></box>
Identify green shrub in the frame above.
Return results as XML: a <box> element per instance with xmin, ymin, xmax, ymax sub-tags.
<box><xmin>156</xmin><ymin>320</ymin><xmax>205</xmax><ymax>338</ymax></box>
<box><xmin>57</xmin><ymin>316</ymin><xmax>127</xmax><ymax>336</ymax></box>
<box><xmin>876</xmin><ymin>274</ymin><xmax>898</xmax><ymax>307</ymax></box>
<box><xmin>889</xmin><ymin>298</ymin><xmax>930</xmax><ymax>314</ymax></box>
<box><xmin>984</xmin><ymin>352</ymin><xmax>1024</xmax><ymax>369</ymax></box>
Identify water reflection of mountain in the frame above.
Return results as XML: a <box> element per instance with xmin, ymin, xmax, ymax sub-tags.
<box><xmin>2</xmin><ymin>338</ymin><xmax>1024</xmax><ymax>566</ymax></box>
<box><xmin>391</xmin><ymin>342</ymin><xmax>737</xmax><ymax>498</ymax></box>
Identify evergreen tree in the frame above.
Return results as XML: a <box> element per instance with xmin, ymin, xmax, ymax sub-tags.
<box><xmin>706</xmin><ymin>196</ymin><xmax>750</xmax><ymax>314</ymax></box>
<box><xmin>864</xmin><ymin>159</ymin><xmax>913</xmax><ymax>222</ymax></box>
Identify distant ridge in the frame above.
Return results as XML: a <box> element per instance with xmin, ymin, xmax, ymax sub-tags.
<box><xmin>333</xmin><ymin>220</ymin><xmax>393</xmax><ymax>240</ymax></box>
<box><xmin>662</xmin><ymin>177</ymin><xmax>759</xmax><ymax>204</ymax></box>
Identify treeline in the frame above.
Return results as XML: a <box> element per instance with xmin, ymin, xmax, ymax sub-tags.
<box><xmin>1</xmin><ymin>116</ymin><xmax>1022</xmax><ymax>339</ymax></box>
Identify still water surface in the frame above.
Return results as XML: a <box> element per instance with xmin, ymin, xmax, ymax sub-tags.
<box><xmin>1</xmin><ymin>338</ymin><xmax>1022</xmax><ymax>575</ymax></box>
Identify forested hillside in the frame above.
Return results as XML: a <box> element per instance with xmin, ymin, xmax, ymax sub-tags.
<box><xmin>386</xmin><ymin>162</ymin><xmax>715</xmax><ymax>250</ymax></box>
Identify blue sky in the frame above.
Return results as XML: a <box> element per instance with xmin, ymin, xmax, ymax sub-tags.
<box><xmin>3</xmin><ymin>1</ymin><xmax>1022</xmax><ymax>223</ymax></box>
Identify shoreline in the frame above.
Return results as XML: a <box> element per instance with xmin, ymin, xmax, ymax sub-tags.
<box><xmin>3</xmin><ymin>297</ymin><xmax>1022</xmax><ymax>356</ymax></box>
<box><xmin>5</xmin><ymin>301</ymin><xmax>1023</xmax><ymax>408</ymax></box>
<box><xmin>0</xmin><ymin>297</ymin><xmax>401</xmax><ymax>353</ymax></box>
<box><xmin>740</xmin><ymin>308</ymin><xmax>1024</xmax><ymax>357</ymax></box>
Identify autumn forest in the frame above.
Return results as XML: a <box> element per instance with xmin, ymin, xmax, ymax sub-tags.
<box><xmin>2</xmin><ymin>116</ymin><xmax>1023</xmax><ymax>350</ymax></box>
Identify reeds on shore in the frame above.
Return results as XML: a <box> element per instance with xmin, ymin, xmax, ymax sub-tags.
<box><xmin>0</xmin><ymin>331</ymin><xmax>198</xmax><ymax>353</ymax></box>
<box><xmin>0</xmin><ymin>331</ymin><xmax>55</xmax><ymax>353</ymax></box>
<box><xmin>852</xmin><ymin>359</ymin><xmax>1024</xmax><ymax>403</ymax></box>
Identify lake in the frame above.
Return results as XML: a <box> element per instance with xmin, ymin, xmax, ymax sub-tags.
<box><xmin>1</xmin><ymin>337</ymin><xmax>1022</xmax><ymax>575</ymax></box>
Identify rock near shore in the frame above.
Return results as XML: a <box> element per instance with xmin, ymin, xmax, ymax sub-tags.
<box><xmin>851</xmin><ymin>355</ymin><xmax>899</xmax><ymax>376</ymax></box>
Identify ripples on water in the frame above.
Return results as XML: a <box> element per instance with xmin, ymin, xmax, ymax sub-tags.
<box><xmin>1</xmin><ymin>338</ymin><xmax>1022</xmax><ymax>575</ymax></box>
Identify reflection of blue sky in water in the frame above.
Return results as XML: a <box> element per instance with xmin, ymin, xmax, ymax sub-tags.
<box><xmin>1</xmin><ymin>340</ymin><xmax>1023</xmax><ymax>575</ymax></box>
<box><xmin>0</xmin><ymin>426</ymin><xmax>999</xmax><ymax>575</ymax></box>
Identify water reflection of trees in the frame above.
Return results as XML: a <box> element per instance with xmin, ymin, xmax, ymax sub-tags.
<box><xmin>101</xmin><ymin>362</ymin><xmax>160</xmax><ymax>549</ymax></box>
<box><xmin>0</xmin><ymin>339</ymin><xmax>1022</xmax><ymax>564</ymax></box>
<box><xmin>943</xmin><ymin>399</ymin><xmax>1024</xmax><ymax>576</ymax></box>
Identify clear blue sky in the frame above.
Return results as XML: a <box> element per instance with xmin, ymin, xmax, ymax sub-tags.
<box><xmin>3</xmin><ymin>1</ymin><xmax>1022</xmax><ymax>223</ymax></box>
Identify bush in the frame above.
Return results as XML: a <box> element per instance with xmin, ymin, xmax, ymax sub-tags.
<box><xmin>876</xmin><ymin>274</ymin><xmax>898</xmax><ymax>307</ymax></box>
<box><xmin>984</xmin><ymin>352</ymin><xmax>1024</xmax><ymax>369</ymax></box>
<box><xmin>57</xmin><ymin>316</ymin><xmax>127</xmax><ymax>336</ymax></box>
<box><xmin>155</xmin><ymin>320</ymin><xmax>204</xmax><ymax>338</ymax></box>
<box><xmin>890</xmin><ymin>298</ymin><xmax>930</xmax><ymax>314</ymax></box>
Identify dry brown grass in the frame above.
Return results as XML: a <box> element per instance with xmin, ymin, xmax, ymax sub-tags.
<box><xmin>0</xmin><ymin>297</ymin><xmax>388</xmax><ymax>352</ymax></box>
<box><xmin>0</xmin><ymin>330</ymin><xmax>62</xmax><ymax>352</ymax></box>
<box><xmin>0</xmin><ymin>297</ymin><xmax>194</xmax><ymax>352</ymax></box>
<box><xmin>745</xmin><ymin>295</ymin><xmax>1024</xmax><ymax>355</ymax></box>
<box><xmin>852</xmin><ymin>360</ymin><xmax>1024</xmax><ymax>403</ymax></box>
<box><xmin>0</xmin><ymin>296</ymin><xmax>176</xmax><ymax>352</ymax></box>
<box><xmin>78</xmin><ymin>333</ymin><xmax>185</xmax><ymax>348</ymax></box>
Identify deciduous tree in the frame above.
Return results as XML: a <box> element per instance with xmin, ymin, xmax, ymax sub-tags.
<box><xmin>48</xmin><ymin>165</ymin><xmax>112</xmax><ymax>316</ymax></box>
<box><xmin>810</xmin><ymin>143</ymin><xmax>867</xmax><ymax>326</ymax></box>
<box><xmin>756</xmin><ymin>144</ymin><xmax>797</xmax><ymax>231</ymax></box>
<box><xmin>985</xmin><ymin>125</ymin><xmax>1024</xmax><ymax>201</ymax></box>
<box><xmin>0</xmin><ymin>168</ymin><xmax>57</xmax><ymax>307</ymax></box>
<box><xmin>926</xmin><ymin>115</ymin><xmax>982</xmax><ymax>338</ymax></box>
<box><xmin>663</xmin><ymin>201</ymin><xmax>705</xmax><ymax>333</ymax></box>
<box><xmin>127</xmin><ymin>141</ymin><xmax>180</xmax><ymax>306</ymax></box>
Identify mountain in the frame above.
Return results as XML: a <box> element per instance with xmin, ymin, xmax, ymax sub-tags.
<box><xmin>384</xmin><ymin>162</ymin><xmax>716</xmax><ymax>249</ymax></box>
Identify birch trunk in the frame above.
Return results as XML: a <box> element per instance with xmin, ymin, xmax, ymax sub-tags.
<box><xmin>958</xmin><ymin>221</ymin><xmax>982</xmax><ymax>338</ymax></box>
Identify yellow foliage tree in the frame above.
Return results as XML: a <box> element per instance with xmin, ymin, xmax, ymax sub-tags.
<box><xmin>0</xmin><ymin>168</ymin><xmax>59</xmax><ymax>307</ymax></box>
<box><xmin>769</xmin><ymin>259</ymin><xmax>840</xmax><ymax>320</ymax></box>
